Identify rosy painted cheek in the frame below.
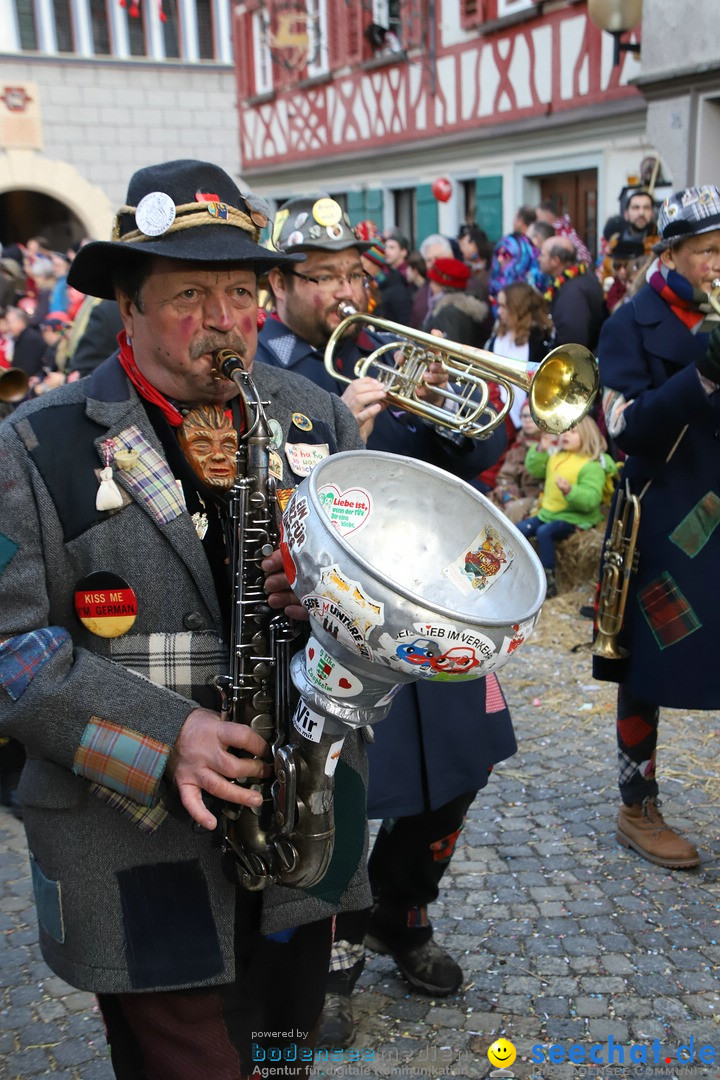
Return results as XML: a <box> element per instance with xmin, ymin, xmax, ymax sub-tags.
<box><xmin>239</xmin><ymin>314</ymin><xmax>256</xmax><ymax>336</ymax></box>
<box><xmin>178</xmin><ymin>315</ymin><xmax>197</xmax><ymax>341</ymax></box>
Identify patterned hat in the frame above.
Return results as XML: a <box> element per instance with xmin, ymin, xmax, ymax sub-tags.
<box><xmin>355</xmin><ymin>219</ymin><xmax>379</xmax><ymax>242</ymax></box>
<box><xmin>68</xmin><ymin>159</ymin><xmax>303</xmax><ymax>300</ymax></box>
<box><xmin>427</xmin><ymin>257</ymin><xmax>471</xmax><ymax>291</ymax></box>
<box><xmin>363</xmin><ymin>239</ymin><xmax>388</xmax><ymax>268</ymax></box>
<box><xmin>272</xmin><ymin>195</ymin><xmax>373</xmax><ymax>254</ymax></box>
<box><xmin>654</xmin><ymin>186</ymin><xmax>720</xmax><ymax>251</ymax></box>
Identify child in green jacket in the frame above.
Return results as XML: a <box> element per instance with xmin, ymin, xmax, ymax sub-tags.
<box><xmin>517</xmin><ymin>414</ymin><xmax>609</xmax><ymax>596</ymax></box>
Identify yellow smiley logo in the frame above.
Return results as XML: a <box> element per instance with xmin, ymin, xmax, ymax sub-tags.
<box><xmin>488</xmin><ymin>1038</ymin><xmax>517</xmax><ymax>1069</ymax></box>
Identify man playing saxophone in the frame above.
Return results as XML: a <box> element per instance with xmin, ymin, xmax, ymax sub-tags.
<box><xmin>595</xmin><ymin>185</ymin><xmax>720</xmax><ymax>869</ymax></box>
<box><xmin>0</xmin><ymin>159</ymin><xmax>371</xmax><ymax>1077</ymax></box>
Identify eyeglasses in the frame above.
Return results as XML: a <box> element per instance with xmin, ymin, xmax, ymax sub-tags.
<box><xmin>289</xmin><ymin>269</ymin><xmax>367</xmax><ymax>290</ymax></box>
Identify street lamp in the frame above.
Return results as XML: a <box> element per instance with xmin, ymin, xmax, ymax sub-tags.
<box><xmin>588</xmin><ymin>0</ymin><xmax>642</xmax><ymax>68</ymax></box>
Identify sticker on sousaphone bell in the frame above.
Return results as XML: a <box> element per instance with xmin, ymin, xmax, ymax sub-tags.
<box><xmin>74</xmin><ymin>571</ymin><xmax>138</xmax><ymax>638</ymax></box>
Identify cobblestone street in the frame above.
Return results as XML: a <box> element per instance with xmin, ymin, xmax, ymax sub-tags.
<box><xmin>1</xmin><ymin>591</ymin><xmax>718</xmax><ymax>1079</ymax></box>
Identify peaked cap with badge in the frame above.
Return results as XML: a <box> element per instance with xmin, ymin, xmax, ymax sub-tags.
<box><xmin>68</xmin><ymin>159</ymin><xmax>304</xmax><ymax>301</ymax></box>
<box><xmin>272</xmin><ymin>194</ymin><xmax>373</xmax><ymax>255</ymax></box>
<box><xmin>653</xmin><ymin>185</ymin><xmax>720</xmax><ymax>252</ymax></box>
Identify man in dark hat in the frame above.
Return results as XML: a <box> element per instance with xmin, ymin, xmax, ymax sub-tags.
<box><xmin>422</xmin><ymin>255</ymin><xmax>490</xmax><ymax>347</ymax></box>
<box><xmin>0</xmin><ymin>159</ymin><xmax>370</xmax><ymax>1078</ymax></box>
<box><xmin>256</xmin><ymin>194</ymin><xmax>516</xmax><ymax>1048</ymax></box>
<box><xmin>594</xmin><ymin>185</ymin><xmax>720</xmax><ymax>870</ymax></box>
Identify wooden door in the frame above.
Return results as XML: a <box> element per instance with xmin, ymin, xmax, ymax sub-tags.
<box><xmin>540</xmin><ymin>168</ymin><xmax>598</xmax><ymax>262</ymax></box>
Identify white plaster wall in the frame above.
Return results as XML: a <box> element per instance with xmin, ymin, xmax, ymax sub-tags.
<box><xmin>0</xmin><ymin>57</ymin><xmax>239</xmax><ymax>233</ymax></box>
<box><xmin>645</xmin><ymin>97</ymin><xmax>692</xmax><ymax>190</ymax></box>
<box><xmin>641</xmin><ymin>0</ymin><xmax>719</xmax><ymax>79</ymax></box>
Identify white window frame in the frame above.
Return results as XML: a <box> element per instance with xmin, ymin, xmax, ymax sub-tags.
<box><xmin>108</xmin><ymin>0</ymin><xmax>130</xmax><ymax>56</ymax></box>
<box><xmin>70</xmin><ymin>0</ymin><xmax>93</xmax><ymax>55</ymax></box>
<box><xmin>212</xmin><ymin>0</ymin><xmax>231</xmax><ymax>62</ymax></box>
<box><xmin>252</xmin><ymin>10</ymin><xmax>273</xmax><ymax>94</ymax></box>
<box><xmin>306</xmin><ymin>0</ymin><xmax>328</xmax><ymax>77</ymax></box>
<box><xmin>497</xmin><ymin>0</ymin><xmax>534</xmax><ymax>16</ymax></box>
<box><xmin>0</xmin><ymin>0</ymin><xmax>21</xmax><ymax>50</ymax></box>
<box><xmin>178</xmin><ymin>0</ymin><xmax>198</xmax><ymax>59</ymax></box>
<box><xmin>34</xmin><ymin>0</ymin><xmax>58</xmax><ymax>52</ymax></box>
<box><xmin>145</xmin><ymin>0</ymin><xmax>166</xmax><ymax>59</ymax></box>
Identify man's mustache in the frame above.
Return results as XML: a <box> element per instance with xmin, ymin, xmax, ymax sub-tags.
<box><xmin>189</xmin><ymin>335</ymin><xmax>249</xmax><ymax>361</ymax></box>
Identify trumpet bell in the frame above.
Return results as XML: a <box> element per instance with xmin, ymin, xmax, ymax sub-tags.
<box><xmin>530</xmin><ymin>344</ymin><xmax>601</xmax><ymax>435</ymax></box>
<box><xmin>324</xmin><ymin>306</ymin><xmax>599</xmax><ymax>439</ymax></box>
<box><xmin>0</xmin><ymin>367</ymin><xmax>30</xmax><ymax>404</ymax></box>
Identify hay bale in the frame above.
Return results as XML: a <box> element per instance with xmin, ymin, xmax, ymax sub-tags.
<box><xmin>556</xmin><ymin>527</ymin><xmax>604</xmax><ymax>593</ymax></box>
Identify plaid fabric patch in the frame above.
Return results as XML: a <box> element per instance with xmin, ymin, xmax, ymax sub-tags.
<box><xmin>617</xmin><ymin>750</ymin><xmax>655</xmax><ymax>788</ymax></box>
<box><xmin>0</xmin><ymin>533</ymin><xmax>19</xmax><ymax>576</ymax></box>
<box><xmin>328</xmin><ymin>940</ymin><xmax>365</xmax><ymax>973</ymax></box>
<box><xmin>670</xmin><ymin>491</ymin><xmax>720</xmax><ymax>558</ymax></box>
<box><xmin>637</xmin><ymin>572</ymin><xmax>701</xmax><ymax>649</ymax></box>
<box><xmin>618</xmin><ymin>750</ymin><xmax>638</xmax><ymax>787</ymax></box>
<box><xmin>485</xmin><ymin>672</ymin><xmax>506</xmax><ymax>714</ymax></box>
<box><xmin>73</xmin><ymin>716</ymin><xmax>169</xmax><ymax>806</ymax></box>
<box><xmin>602</xmin><ymin>388</ymin><xmax>631</xmax><ymax>438</ymax></box>
<box><xmin>87</xmin><ymin>783</ymin><xmax>170</xmax><ymax>833</ymax></box>
<box><xmin>110</xmin><ymin>631</ymin><xmax>228</xmax><ymax>702</ymax></box>
<box><xmin>0</xmin><ymin>628</ymin><xmax>70</xmax><ymax>701</ymax></box>
<box><xmin>105</xmin><ymin>425</ymin><xmax>185</xmax><ymax>526</ymax></box>
<box><xmin>407</xmin><ymin>905</ymin><xmax>429</xmax><ymax>929</ymax></box>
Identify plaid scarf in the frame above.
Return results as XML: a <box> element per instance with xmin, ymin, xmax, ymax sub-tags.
<box><xmin>543</xmin><ymin>261</ymin><xmax>587</xmax><ymax>303</ymax></box>
<box><xmin>647</xmin><ymin>257</ymin><xmax>720</xmax><ymax>334</ymax></box>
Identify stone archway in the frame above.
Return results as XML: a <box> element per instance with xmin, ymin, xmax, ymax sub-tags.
<box><xmin>0</xmin><ymin>149</ymin><xmax>114</xmax><ymax>247</ymax></box>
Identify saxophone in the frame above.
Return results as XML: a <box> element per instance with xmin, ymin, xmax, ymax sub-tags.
<box><xmin>211</xmin><ymin>349</ymin><xmax>344</xmax><ymax>892</ymax></box>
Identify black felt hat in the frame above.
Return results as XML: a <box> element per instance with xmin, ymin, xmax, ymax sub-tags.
<box><xmin>68</xmin><ymin>159</ymin><xmax>303</xmax><ymax>300</ymax></box>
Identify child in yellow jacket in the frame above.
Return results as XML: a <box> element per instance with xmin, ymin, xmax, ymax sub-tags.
<box><xmin>517</xmin><ymin>414</ymin><xmax>609</xmax><ymax>597</ymax></box>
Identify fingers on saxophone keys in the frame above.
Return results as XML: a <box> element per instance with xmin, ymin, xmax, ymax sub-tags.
<box><xmin>220</xmin><ymin>720</ymin><xmax>269</xmax><ymax>759</ymax></box>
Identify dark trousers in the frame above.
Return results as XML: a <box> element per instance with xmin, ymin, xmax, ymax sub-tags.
<box><xmin>326</xmin><ymin>791</ymin><xmax>476</xmax><ymax>995</ymax></box>
<box><xmin>98</xmin><ymin>906</ymin><xmax>332</xmax><ymax>1080</ymax></box>
<box><xmin>616</xmin><ymin>683</ymin><xmax>660</xmax><ymax>805</ymax></box>
<box><xmin>516</xmin><ymin>516</ymin><xmax>576</xmax><ymax>569</ymax></box>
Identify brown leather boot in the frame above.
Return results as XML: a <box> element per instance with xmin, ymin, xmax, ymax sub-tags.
<box><xmin>616</xmin><ymin>798</ymin><xmax>700</xmax><ymax>869</ymax></box>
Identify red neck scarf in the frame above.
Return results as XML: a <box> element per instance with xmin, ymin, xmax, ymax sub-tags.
<box><xmin>117</xmin><ymin>334</ymin><xmax>185</xmax><ymax>427</ymax></box>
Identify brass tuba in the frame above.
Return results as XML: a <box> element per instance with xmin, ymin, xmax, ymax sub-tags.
<box><xmin>324</xmin><ymin>303</ymin><xmax>599</xmax><ymax>437</ymax></box>
<box><xmin>592</xmin><ymin>483</ymin><xmax>640</xmax><ymax>660</ymax></box>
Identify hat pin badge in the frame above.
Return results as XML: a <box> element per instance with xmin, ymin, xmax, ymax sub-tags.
<box><xmin>135</xmin><ymin>191</ymin><xmax>177</xmax><ymax>237</ymax></box>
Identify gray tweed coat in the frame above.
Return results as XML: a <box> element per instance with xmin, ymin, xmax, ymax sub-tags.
<box><xmin>0</xmin><ymin>355</ymin><xmax>370</xmax><ymax>994</ymax></box>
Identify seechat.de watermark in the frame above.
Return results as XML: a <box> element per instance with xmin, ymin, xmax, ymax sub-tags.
<box><xmin>531</xmin><ymin>1035</ymin><xmax>718</xmax><ymax>1069</ymax></box>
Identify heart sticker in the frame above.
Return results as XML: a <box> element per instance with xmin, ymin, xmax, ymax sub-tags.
<box><xmin>317</xmin><ymin>484</ymin><xmax>372</xmax><ymax>537</ymax></box>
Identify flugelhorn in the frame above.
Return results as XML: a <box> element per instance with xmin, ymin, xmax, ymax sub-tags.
<box><xmin>324</xmin><ymin>303</ymin><xmax>599</xmax><ymax>437</ymax></box>
<box><xmin>592</xmin><ymin>483</ymin><xmax>640</xmax><ymax>661</ymax></box>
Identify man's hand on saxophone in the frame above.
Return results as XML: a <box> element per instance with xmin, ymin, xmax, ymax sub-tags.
<box><xmin>167</xmin><ymin>710</ymin><xmax>272</xmax><ymax>830</ymax></box>
<box><xmin>261</xmin><ymin>547</ymin><xmax>310</xmax><ymax>622</ymax></box>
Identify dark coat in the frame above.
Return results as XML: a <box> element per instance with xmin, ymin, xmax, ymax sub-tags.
<box><xmin>257</xmin><ymin>316</ymin><xmax>517</xmax><ymax>816</ymax></box>
<box><xmin>68</xmin><ymin>299</ymin><xmax>125</xmax><ymax>377</ymax></box>
<box><xmin>11</xmin><ymin>325</ymin><xmax>46</xmax><ymax>378</ymax></box>
<box><xmin>551</xmin><ymin>270</ymin><xmax>607</xmax><ymax>350</ymax></box>
<box><xmin>423</xmin><ymin>291</ymin><xmax>490</xmax><ymax>350</ymax></box>
<box><xmin>374</xmin><ymin>268</ymin><xmax>413</xmax><ymax>325</ymax></box>
<box><xmin>593</xmin><ymin>284</ymin><xmax>720</xmax><ymax>709</ymax></box>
